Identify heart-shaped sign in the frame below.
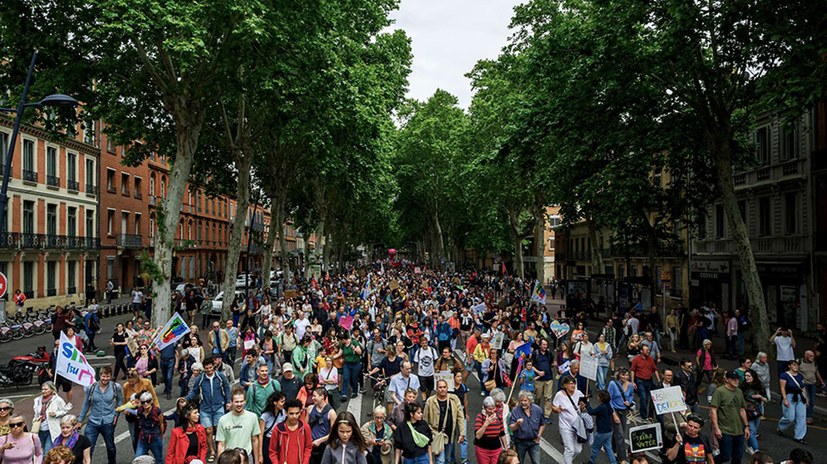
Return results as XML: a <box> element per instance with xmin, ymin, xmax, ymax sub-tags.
<box><xmin>551</xmin><ymin>320</ymin><xmax>570</xmax><ymax>339</ymax></box>
<box><xmin>339</xmin><ymin>315</ymin><xmax>354</xmax><ymax>331</ymax></box>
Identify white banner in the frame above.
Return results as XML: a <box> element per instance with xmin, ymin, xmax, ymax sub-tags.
<box><xmin>56</xmin><ymin>332</ymin><xmax>96</xmax><ymax>387</ymax></box>
<box><xmin>153</xmin><ymin>312</ymin><xmax>191</xmax><ymax>351</ymax></box>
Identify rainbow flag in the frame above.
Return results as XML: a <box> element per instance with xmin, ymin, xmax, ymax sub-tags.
<box><xmin>531</xmin><ymin>280</ymin><xmax>546</xmax><ymax>305</ymax></box>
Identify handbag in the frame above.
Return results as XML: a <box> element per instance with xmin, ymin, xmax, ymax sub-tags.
<box><xmin>745</xmin><ymin>401</ymin><xmax>761</xmax><ymax>420</ymax></box>
<box><xmin>484</xmin><ymin>379</ymin><xmax>497</xmax><ymax>391</ymax></box>
<box><xmin>565</xmin><ymin>392</ymin><xmax>590</xmax><ymax>443</ymax></box>
<box><xmin>430</xmin><ymin>399</ymin><xmax>450</xmax><ymax>455</ymax></box>
<box><xmin>31</xmin><ymin>418</ymin><xmax>41</xmax><ymax>434</ymax></box>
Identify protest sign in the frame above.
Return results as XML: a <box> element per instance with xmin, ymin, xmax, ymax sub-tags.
<box><xmin>472</xmin><ymin>302</ymin><xmax>487</xmax><ymax>315</ymax></box>
<box><xmin>579</xmin><ymin>354</ymin><xmax>598</xmax><ymax>381</ymax></box>
<box><xmin>154</xmin><ymin>312</ymin><xmax>190</xmax><ymax>351</ymax></box>
<box><xmin>550</xmin><ymin>320</ymin><xmax>570</xmax><ymax>339</ymax></box>
<box><xmin>435</xmin><ymin>371</ymin><xmax>455</xmax><ymax>391</ymax></box>
<box><xmin>651</xmin><ymin>386</ymin><xmax>687</xmax><ymax>415</ymax></box>
<box><xmin>56</xmin><ymin>332</ymin><xmax>96</xmax><ymax>387</ymax></box>
<box><xmin>340</xmin><ymin>315</ymin><xmax>354</xmax><ymax>331</ymax></box>
<box><xmin>284</xmin><ymin>290</ymin><xmax>300</xmax><ymax>299</ymax></box>
<box><xmin>629</xmin><ymin>423</ymin><xmax>662</xmax><ymax>453</ymax></box>
<box><xmin>490</xmin><ymin>333</ymin><xmax>504</xmax><ymax>350</ymax></box>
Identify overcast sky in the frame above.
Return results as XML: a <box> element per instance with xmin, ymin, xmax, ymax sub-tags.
<box><xmin>388</xmin><ymin>0</ymin><xmax>522</xmax><ymax>109</ymax></box>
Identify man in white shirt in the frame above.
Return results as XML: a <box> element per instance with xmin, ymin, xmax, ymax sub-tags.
<box><xmin>771</xmin><ymin>327</ymin><xmax>797</xmax><ymax>379</ymax></box>
<box><xmin>551</xmin><ymin>375</ymin><xmax>585</xmax><ymax>464</ymax></box>
<box><xmin>413</xmin><ymin>336</ymin><xmax>438</xmax><ymax>401</ymax></box>
<box><xmin>293</xmin><ymin>310</ymin><xmax>310</xmax><ymax>340</ymax></box>
<box><xmin>626</xmin><ymin>313</ymin><xmax>640</xmax><ymax>336</ymax></box>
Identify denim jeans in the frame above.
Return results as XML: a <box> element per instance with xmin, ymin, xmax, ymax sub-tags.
<box><xmin>589</xmin><ymin>431</ymin><xmax>616</xmax><ymax>464</ymax></box>
<box><xmin>514</xmin><ymin>439</ymin><xmax>542</xmax><ymax>464</ymax></box>
<box><xmin>715</xmin><ymin>433</ymin><xmax>745</xmax><ymax>464</ymax></box>
<box><xmin>805</xmin><ymin>384</ymin><xmax>816</xmax><ymax>418</ymax></box>
<box><xmin>778</xmin><ymin>394</ymin><xmax>807</xmax><ymax>440</ymax></box>
<box><xmin>402</xmin><ymin>454</ymin><xmax>430</xmax><ymax>464</ymax></box>
<box><xmin>635</xmin><ymin>378</ymin><xmax>654</xmax><ymax>419</ymax></box>
<box><xmin>136</xmin><ymin>436</ymin><xmax>164</xmax><ymax>463</ymax></box>
<box><xmin>747</xmin><ymin>417</ymin><xmax>760</xmax><ymax>451</ymax></box>
<box><xmin>460</xmin><ymin>421</ymin><xmax>469</xmax><ymax>461</ymax></box>
<box><xmin>596</xmin><ymin>366</ymin><xmax>609</xmax><ymax>391</ymax></box>
<box><xmin>226</xmin><ymin>346</ymin><xmax>237</xmax><ymax>366</ymax></box>
<box><xmin>434</xmin><ymin>442</ymin><xmax>456</xmax><ymax>464</ymax></box>
<box><xmin>341</xmin><ymin>361</ymin><xmax>361</xmax><ymax>398</ymax></box>
<box><xmin>611</xmin><ymin>410</ymin><xmax>628</xmax><ymax>463</ymax></box>
<box><xmin>161</xmin><ymin>357</ymin><xmax>176</xmax><ymax>395</ymax></box>
<box><xmin>86</xmin><ymin>421</ymin><xmax>117</xmax><ymax>464</ymax></box>
<box><xmin>38</xmin><ymin>430</ymin><xmax>52</xmax><ymax>453</ymax></box>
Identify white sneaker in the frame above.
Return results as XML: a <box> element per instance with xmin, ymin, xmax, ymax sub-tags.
<box><xmin>746</xmin><ymin>447</ymin><xmax>756</xmax><ymax>455</ymax></box>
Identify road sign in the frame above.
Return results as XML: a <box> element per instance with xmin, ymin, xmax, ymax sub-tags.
<box><xmin>0</xmin><ymin>272</ymin><xmax>6</xmax><ymax>299</ymax></box>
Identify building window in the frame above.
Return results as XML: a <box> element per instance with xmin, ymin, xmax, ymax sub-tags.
<box><xmin>67</xmin><ymin>207</ymin><xmax>77</xmax><ymax>237</ymax></box>
<box><xmin>715</xmin><ymin>205</ymin><xmax>725</xmax><ymax>239</ymax></box>
<box><xmin>121</xmin><ymin>173</ymin><xmax>130</xmax><ymax>195</ymax></box>
<box><xmin>85</xmin><ymin>159</ymin><xmax>95</xmax><ymax>187</ymax></box>
<box><xmin>672</xmin><ymin>266</ymin><xmax>682</xmax><ymax>297</ymax></box>
<box><xmin>86</xmin><ymin>210</ymin><xmax>95</xmax><ymax>238</ymax></box>
<box><xmin>160</xmin><ymin>177</ymin><xmax>166</xmax><ymax>197</ymax></box>
<box><xmin>0</xmin><ymin>132</ymin><xmax>8</xmax><ymax>173</ymax></box>
<box><xmin>46</xmin><ymin>204</ymin><xmax>57</xmax><ymax>236</ymax></box>
<box><xmin>755</xmin><ymin>126</ymin><xmax>770</xmax><ymax>165</ymax></box>
<box><xmin>785</xmin><ymin>193</ymin><xmax>798</xmax><ymax>234</ymax></box>
<box><xmin>149</xmin><ymin>174</ymin><xmax>156</xmax><ymax>196</ymax></box>
<box><xmin>134</xmin><ymin>177</ymin><xmax>142</xmax><ymax>197</ymax></box>
<box><xmin>67</xmin><ymin>261</ymin><xmax>76</xmax><ymax>294</ymax></box>
<box><xmin>121</xmin><ymin>212</ymin><xmax>129</xmax><ymax>236</ymax></box>
<box><xmin>47</xmin><ymin>147</ymin><xmax>57</xmax><ymax>178</ymax></box>
<box><xmin>780</xmin><ymin>123</ymin><xmax>799</xmax><ymax>161</ymax></box>
<box><xmin>106</xmin><ymin>257</ymin><xmax>114</xmax><ymax>280</ymax></box>
<box><xmin>135</xmin><ymin>213</ymin><xmax>142</xmax><ymax>235</ymax></box>
<box><xmin>107</xmin><ymin>169</ymin><xmax>116</xmax><ymax>192</ymax></box>
<box><xmin>84</xmin><ymin>118</ymin><xmax>96</xmax><ymax>146</ymax></box>
<box><xmin>149</xmin><ymin>215</ymin><xmax>155</xmax><ymax>238</ymax></box>
<box><xmin>23</xmin><ymin>200</ymin><xmax>34</xmax><ymax>234</ymax></box>
<box><xmin>187</xmin><ymin>222</ymin><xmax>192</xmax><ymax>240</ymax></box>
<box><xmin>758</xmin><ymin>197</ymin><xmax>771</xmax><ymax>236</ymax></box>
<box><xmin>47</xmin><ymin>261</ymin><xmax>57</xmax><ymax>296</ymax></box>
<box><xmin>23</xmin><ymin>262</ymin><xmax>34</xmax><ymax>297</ymax></box>
<box><xmin>107</xmin><ymin>136</ymin><xmax>113</xmax><ymax>153</ymax></box>
<box><xmin>107</xmin><ymin>210</ymin><xmax>114</xmax><ymax>235</ymax></box>
<box><xmin>22</xmin><ymin>139</ymin><xmax>34</xmax><ymax>172</ymax></box>
<box><xmin>67</xmin><ymin>152</ymin><xmax>77</xmax><ymax>182</ymax></box>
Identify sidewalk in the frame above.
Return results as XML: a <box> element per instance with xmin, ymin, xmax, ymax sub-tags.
<box><xmin>542</xmin><ymin>295</ymin><xmax>827</xmax><ymax>419</ymax></box>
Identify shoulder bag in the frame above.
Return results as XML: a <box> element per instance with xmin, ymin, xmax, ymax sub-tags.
<box><xmin>430</xmin><ymin>399</ymin><xmax>450</xmax><ymax>455</ymax></box>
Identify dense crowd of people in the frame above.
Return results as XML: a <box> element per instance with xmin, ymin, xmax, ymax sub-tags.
<box><xmin>2</xmin><ymin>262</ymin><xmax>824</xmax><ymax>464</ymax></box>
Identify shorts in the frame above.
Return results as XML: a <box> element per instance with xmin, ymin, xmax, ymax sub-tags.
<box><xmin>419</xmin><ymin>375</ymin><xmax>434</xmax><ymax>393</ymax></box>
<box><xmin>199</xmin><ymin>408</ymin><xmax>226</xmax><ymax>429</ymax></box>
<box><xmin>56</xmin><ymin>377</ymin><xmax>73</xmax><ymax>393</ymax></box>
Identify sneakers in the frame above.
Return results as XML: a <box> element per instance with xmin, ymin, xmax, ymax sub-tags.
<box><xmin>776</xmin><ymin>429</ymin><xmax>783</xmax><ymax>437</ymax></box>
<box><xmin>746</xmin><ymin>447</ymin><xmax>756</xmax><ymax>455</ymax></box>
<box><xmin>795</xmin><ymin>438</ymin><xmax>808</xmax><ymax>445</ymax></box>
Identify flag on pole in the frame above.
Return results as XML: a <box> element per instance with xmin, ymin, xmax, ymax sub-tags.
<box><xmin>531</xmin><ymin>280</ymin><xmax>547</xmax><ymax>305</ymax></box>
<box><xmin>361</xmin><ymin>273</ymin><xmax>372</xmax><ymax>300</ymax></box>
<box><xmin>153</xmin><ymin>312</ymin><xmax>191</xmax><ymax>351</ymax></box>
<box><xmin>56</xmin><ymin>332</ymin><xmax>96</xmax><ymax>387</ymax></box>
<box><xmin>501</xmin><ymin>261</ymin><xmax>507</xmax><ymax>276</ymax></box>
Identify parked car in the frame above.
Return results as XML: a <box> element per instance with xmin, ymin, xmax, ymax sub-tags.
<box><xmin>174</xmin><ymin>282</ymin><xmax>195</xmax><ymax>296</ymax></box>
<box><xmin>211</xmin><ymin>290</ymin><xmax>246</xmax><ymax>314</ymax></box>
<box><xmin>236</xmin><ymin>274</ymin><xmax>254</xmax><ymax>289</ymax></box>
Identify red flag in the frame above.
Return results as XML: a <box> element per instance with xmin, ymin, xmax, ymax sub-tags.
<box><xmin>501</xmin><ymin>261</ymin><xmax>507</xmax><ymax>276</ymax></box>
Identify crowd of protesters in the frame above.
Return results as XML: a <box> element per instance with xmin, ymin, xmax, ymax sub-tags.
<box><xmin>6</xmin><ymin>261</ymin><xmax>826</xmax><ymax>464</ymax></box>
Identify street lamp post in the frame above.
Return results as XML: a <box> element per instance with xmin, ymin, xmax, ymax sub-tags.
<box><xmin>0</xmin><ymin>51</ymin><xmax>78</xmax><ymax>233</ymax></box>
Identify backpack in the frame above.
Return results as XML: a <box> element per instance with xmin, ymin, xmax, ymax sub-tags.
<box><xmin>194</xmin><ymin>372</ymin><xmax>229</xmax><ymax>408</ymax></box>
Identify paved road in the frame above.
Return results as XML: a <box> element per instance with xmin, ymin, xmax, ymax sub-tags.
<box><xmin>0</xmin><ymin>298</ymin><xmax>821</xmax><ymax>463</ymax></box>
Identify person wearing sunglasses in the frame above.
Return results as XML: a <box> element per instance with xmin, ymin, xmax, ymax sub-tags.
<box><xmin>0</xmin><ymin>414</ymin><xmax>44</xmax><ymax>464</ymax></box>
<box><xmin>134</xmin><ymin>392</ymin><xmax>165</xmax><ymax>462</ymax></box>
<box><xmin>0</xmin><ymin>398</ymin><xmax>15</xmax><ymax>438</ymax></box>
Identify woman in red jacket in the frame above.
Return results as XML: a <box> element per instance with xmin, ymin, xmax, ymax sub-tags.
<box><xmin>166</xmin><ymin>404</ymin><xmax>207</xmax><ymax>464</ymax></box>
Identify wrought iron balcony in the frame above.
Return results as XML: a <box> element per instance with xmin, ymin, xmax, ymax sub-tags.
<box><xmin>46</xmin><ymin>175</ymin><xmax>60</xmax><ymax>187</ymax></box>
<box><xmin>116</xmin><ymin>234</ymin><xmax>143</xmax><ymax>249</ymax></box>
<box><xmin>86</xmin><ymin>184</ymin><xmax>98</xmax><ymax>196</ymax></box>
<box><xmin>0</xmin><ymin>233</ymin><xmax>100</xmax><ymax>250</ymax></box>
<box><xmin>67</xmin><ymin>180</ymin><xmax>79</xmax><ymax>191</ymax></box>
<box><xmin>22</xmin><ymin>170</ymin><xmax>38</xmax><ymax>183</ymax></box>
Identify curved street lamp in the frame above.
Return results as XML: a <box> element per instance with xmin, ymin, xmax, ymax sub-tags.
<box><xmin>0</xmin><ymin>52</ymin><xmax>79</xmax><ymax>232</ymax></box>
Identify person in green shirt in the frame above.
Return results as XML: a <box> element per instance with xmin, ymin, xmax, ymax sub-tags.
<box><xmin>335</xmin><ymin>332</ymin><xmax>363</xmax><ymax>402</ymax></box>
<box><xmin>710</xmin><ymin>370</ymin><xmax>750</xmax><ymax>464</ymax></box>
<box><xmin>292</xmin><ymin>335</ymin><xmax>315</xmax><ymax>382</ymax></box>
<box><xmin>245</xmin><ymin>364</ymin><xmax>281</xmax><ymax>417</ymax></box>
<box><xmin>216</xmin><ymin>387</ymin><xmax>261</xmax><ymax>457</ymax></box>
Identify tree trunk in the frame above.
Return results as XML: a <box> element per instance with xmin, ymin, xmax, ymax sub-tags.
<box><xmin>715</xmin><ymin>137</ymin><xmax>770</xmax><ymax>354</ymax></box>
<box><xmin>151</xmin><ymin>112</ymin><xmax>203</xmax><ymax>328</ymax></box>
<box><xmin>508</xmin><ymin>209</ymin><xmax>525</xmax><ymax>279</ymax></box>
<box><xmin>221</xmin><ymin>153</ymin><xmax>252</xmax><ymax>317</ymax></box>
<box><xmin>432</xmin><ymin>211</ymin><xmax>445</xmax><ymax>270</ymax></box>
<box><xmin>260</xmin><ymin>200</ymin><xmax>280</xmax><ymax>293</ymax></box>
<box><xmin>586</xmin><ymin>218</ymin><xmax>605</xmax><ymax>274</ymax></box>
<box><xmin>533</xmin><ymin>202</ymin><xmax>546</xmax><ymax>285</ymax></box>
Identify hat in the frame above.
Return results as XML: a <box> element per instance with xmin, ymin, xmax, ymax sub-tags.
<box><xmin>481</xmin><ymin>333</ymin><xmax>490</xmax><ymax>339</ymax></box>
<box><xmin>724</xmin><ymin>370</ymin><xmax>740</xmax><ymax>380</ymax></box>
<box><xmin>282</xmin><ymin>363</ymin><xmax>294</xmax><ymax>372</ymax></box>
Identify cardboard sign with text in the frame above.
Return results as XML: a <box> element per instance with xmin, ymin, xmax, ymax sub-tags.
<box><xmin>629</xmin><ymin>422</ymin><xmax>662</xmax><ymax>453</ymax></box>
<box><xmin>651</xmin><ymin>386</ymin><xmax>687</xmax><ymax>415</ymax></box>
<box><xmin>579</xmin><ymin>354</ymin><xmax>598</xmax><ymax>381</ymax></box>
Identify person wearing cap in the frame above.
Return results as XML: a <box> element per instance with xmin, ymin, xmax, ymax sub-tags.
<box><xmin>710</xmin><ymin>370</ymin><xmax>749</xmax><ymax>464</ymax></box>
<box><xmin>279</xmin><ymin>363</ymin><xmax>303</xmax><ymax>401</ymax></box>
